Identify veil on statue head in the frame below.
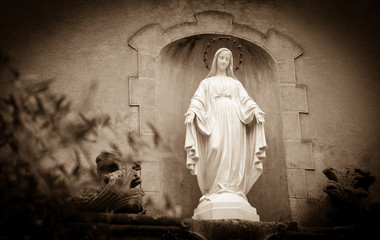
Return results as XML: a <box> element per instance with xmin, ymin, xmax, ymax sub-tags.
<box><xmin>206</xmin><ymin>48</ymin><xmax>237</xmax><ymax>79</ymax></box>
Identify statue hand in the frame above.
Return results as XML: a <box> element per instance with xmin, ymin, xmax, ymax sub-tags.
<box><xmin>255</xmin><ymin>110</ymin><xmax>265</xmax><ymax>123</ymax></box>
<box><xmin>184</xmin><ymin>111</ymin><xmax>195</xmax><ymax>124</ymax></box>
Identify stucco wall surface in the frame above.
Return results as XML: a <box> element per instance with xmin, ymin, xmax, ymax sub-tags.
<box><xmin>0</xmin><ymin>0</ymin><xmax>379</xmax><ymax>224</ymax></box>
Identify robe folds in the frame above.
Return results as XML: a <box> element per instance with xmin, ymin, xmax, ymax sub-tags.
<box><xmin>185</xmin><ymin>76</ymin><xmax>267</xmax><ymax>198</ymax></box>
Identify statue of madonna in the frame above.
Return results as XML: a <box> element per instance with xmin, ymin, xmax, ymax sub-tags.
<box><xmin>184</xmin><ymin>48</ymin><xmax>267</xmax><ymax>220</ymax></box>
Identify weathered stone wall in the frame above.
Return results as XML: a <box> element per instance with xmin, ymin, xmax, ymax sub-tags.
<box><xmin>1</xmin><ymin>0</ymin><xmax>379</xmax><ymax>225</ymax></box>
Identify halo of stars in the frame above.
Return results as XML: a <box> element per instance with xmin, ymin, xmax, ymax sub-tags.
<box><xmin>203</xmin><ymin>36</ymin><xmax>243</xmax><ymax>71</ymax></box>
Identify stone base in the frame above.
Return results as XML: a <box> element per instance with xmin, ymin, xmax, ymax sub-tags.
<box><xmin>192</xmin><ymin>192</ymin><xmax>260</xmax><ymax>221</ymax></box>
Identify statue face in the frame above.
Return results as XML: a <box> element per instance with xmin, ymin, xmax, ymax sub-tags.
<box><xmin>217</xmin><ymin>51</ymin><xmax>231</xmax><ymax>72</ymax></box>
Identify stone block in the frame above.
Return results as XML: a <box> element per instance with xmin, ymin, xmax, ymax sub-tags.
<box><xmin>289</xmin><ymin>198</ymin><xmax>321</xmax><ymax>226</ymax></box>
<box><xmin>165</xmin><ymin>22</ymin><xmax>200</xmax><ymax>42</ymax></box>
<box><xmin>195</xmin><ymin>11</ymin><xmax>233</xmax><ymax>34</ymax></box>
<box><xmin>277</xmin><ymin>61</ymin><xmax>296</xmax><ymax>83</ymax></box>
<box><xmin>127</xmin><ymin>132</ymin><xmax>158</xmax><ymax>161</ymax></box>
<box><xmin>305</xmin><ymin>169</ymin><xmax>324</xmax><ymax>200</ymax></box>
<box><xmin>281</xmin><ymin>84</ymin><xmax>308</xmax><ymax>113</ymax></box>
<box><xmin>287</xmin><ymin>169</ymin><xmax>307</xmax><ymax>198</ymax></box>
<box><xmin>141</xmin><ymin>133</ymin><xmax>156</xmax><ymax>148</ymax></box>
<box><xmin>289</xmin><ymin>198</ymin><xmax>298</xmax><ymax>220</ymax></box>
<box><xmin>129</xmin><ymin>77</ymin><xmax>156</xmax><ymax>106</ymax></box>
<box><xmin>285</xmin><ymin>141</ymin><xmax>314</xmax><ymax>170</ymax></box>
<box><xmin>232</xmin><ymin>23</ymin><xmax>266</xmax><ymax>46</ymax></box>
<box><xmin>263</xmin><ymin>30</ymin><xmax>303</xmax><ymax>63</ymax></box>
<box><xmin>282</xmin><ymin>113</ymin><xmax>301</xmax><ymax>140</ymax></box>
<box><xmin>129</xmin><ymin>24</ymin><xmax>169</xmax><ymax>56</ymax></box>
<box><xmin>126</xmin><ymin>106</ymin><xmax>139</xmax><ymax>132</ymax></box>
<box><xmin>141</xmin><ymin>161</ymin><xmax>160</xmax><ymax>191</ymax></box>
<box><xmin>139</xmin><ymin>53</ymin><xmax>157</xmax><ymax>78</ymax></box>
<box><xmin>140</xmin><ymin>106</ymin><xmax>157</xmax><ymax>133</ymax></box>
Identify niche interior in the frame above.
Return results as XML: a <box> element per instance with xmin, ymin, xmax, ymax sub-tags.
<box><xmin>157</xmin><ymin>34</ymin><xmax>290</xmax><ymax>221</ymax></box>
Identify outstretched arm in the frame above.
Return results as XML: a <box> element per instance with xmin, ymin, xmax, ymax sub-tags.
<box><xmin>184</xmin><ymin>111</ymin><xmax>195</xmax><ymax>124</ymax></box>
<box><xmin>254</xmin><ymin>109</ymin><xmax>265</xmax><ymax>123</ymax></box>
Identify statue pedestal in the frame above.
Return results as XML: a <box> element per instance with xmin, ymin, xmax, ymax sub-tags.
<box><xmin>192</xmin><ymin>192</ymin><xmax>260</xmax><ymax>221</ymax></box>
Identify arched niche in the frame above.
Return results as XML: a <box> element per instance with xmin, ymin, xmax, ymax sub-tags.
<box><xmin>128</xmin><ymin>11</ymin><xmax>310</xmax><ymax>222</ymax></box>
<box><xmin>158</xmin><ymin>34</ymin><xmax>289</xmax><ymax>220</ymax></box>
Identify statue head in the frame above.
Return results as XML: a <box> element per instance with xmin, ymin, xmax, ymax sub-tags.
<box><xmin>207</xmin><ymin>48</ymin><xmax>237</xmax><ymax>79</ymax></box>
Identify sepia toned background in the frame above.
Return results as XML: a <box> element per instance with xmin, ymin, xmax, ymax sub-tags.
<box><xmin>0</xmin><ymin>0</ymin><xmax>379</xmax><ymax>226</ymax></box>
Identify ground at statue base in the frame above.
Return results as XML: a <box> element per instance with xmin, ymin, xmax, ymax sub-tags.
<box><xmin>60</xmin><ymin>213</ymin><xmax>380</xmax><ymax>240</ymax></box>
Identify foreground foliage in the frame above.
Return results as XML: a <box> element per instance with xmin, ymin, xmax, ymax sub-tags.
<box><xmin>0</xmin><ymin>52</ymin><xmax>134</xmax><ymax>238</ymax></box>
<box><xmin>323</xmin><ymin>167</ymin><xmax>380</xmax><ymax>225</ymax></box>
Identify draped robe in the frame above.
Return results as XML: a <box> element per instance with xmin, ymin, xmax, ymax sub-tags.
<box><xmin>185</xmin><ymin>76</ymin><xmax>267</xmax><ymax>199</ymax></box>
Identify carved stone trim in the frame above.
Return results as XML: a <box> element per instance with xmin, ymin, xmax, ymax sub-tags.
<box><xmin>129</xmin><ymin>77</ymin><xmax>156</xmax><ymax>106</ymax></box>
<box><xmin>285</xmin><ymin>141</ymin><xmax>314</xmax><ymax>170</ymax></box>
<box><xmin>128</xmin><ymin>12</ymin><xmax>303</xmax><ymax>64</ymax></box>
<box><xmin>129</xmin><ymin>24</ymin><xmax>169</xmax><ymax>56</ymax></box>
<box><xmin>263</xmin><ymin>30</ymin><xmax>303</xmax><ymax>63</ymax></box>
<box><xmin>277</xmin><ymin>61</ymin><xmax>296</xmax><ymax>83</ymax></box>
<box><xmin>232</xmin><ymin>23</ymin><xmax>266</xmax><ymax>47</ymax></box>
<box><xmin>140</xmin><ymin>106</ymin><xmax>157</xmax><ymax>133</ymax></box>
<box><xmin>194</xmin><ymin>11</ymin><xmax>234</xmax><ymax>34</ymax></box>
<box><xmin>128</xmin><ymin>10</ymin><xmax>313</xmax><ymax>222</ymax></box>
<box><xmin>280</xmin><ymin>84</ymin><xmax>309</xmax><ymax>113</ymax></box>
<box><xmin>288</xmin><ymin>169</ymin><xmax>307</xmax><ymax>198</ymax></box>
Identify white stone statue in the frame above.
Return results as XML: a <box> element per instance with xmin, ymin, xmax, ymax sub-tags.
<box><xmin>184</xmin><ymin>48</ymin><xmax>267</xmax><ymax>221</ymax></box>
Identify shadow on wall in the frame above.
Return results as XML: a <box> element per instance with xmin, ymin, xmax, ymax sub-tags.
<box><xmin>157</xmin><ymin>34</ymin><xmax>291</xmax><ymax>221</ymax></box>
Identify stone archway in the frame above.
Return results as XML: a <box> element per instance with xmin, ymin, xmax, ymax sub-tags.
<box><xmin>128</xmin><ymin>11</ymin><xmax>313</xmax><ymax>221</ymax></box>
